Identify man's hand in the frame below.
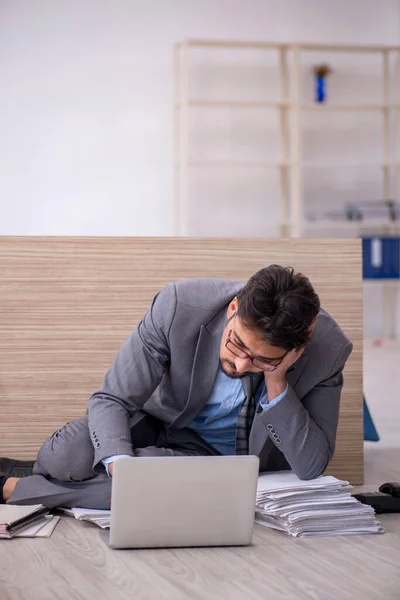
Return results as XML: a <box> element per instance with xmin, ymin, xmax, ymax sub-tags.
<box><xmin>108</xmin><ymin>462</ymin><xmax>114</xmax><ymax>477</ymax></box>
<box><xmin>264</xmin><ymin>347</ymin><xmax>305</xmax><ymax>401</ymax></box>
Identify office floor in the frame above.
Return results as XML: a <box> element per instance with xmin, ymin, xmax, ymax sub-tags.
<box><xmin>1</xmin><ymin>342</ymin><xmax>399</xmax><ymax>600</ymax></box>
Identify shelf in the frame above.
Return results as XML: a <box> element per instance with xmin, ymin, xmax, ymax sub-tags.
<box><xmin>177</xmin><ymin>100</ymin><xmax>400</xmax><ymax>111</ymax></box>
<box><xmin>174</xmin><ymin>37</ymin><xmax>400</xmax><ymax>237</ymax></box>
<box><xmin>300</xmin><ymin>103</ymin><xmax>400</xmax><ymax>111</ymax></box>
<box><xmin>183</xmin><ymin>160</ymin><xmax>289</xmax><ymax>168</ymax></box>
<box><xmin>181</xmin><ymin>100</ymin><xmax>288</xmax><ymax>109</ymax></box>
<box><xmin>301</xmin><ymin>161</ymin><xmax>400</xmax><ymax>169</ymax></box>
<box><xmin>302</xmin><ymin>220</ymin><xmax>400</xmax><ymax>230</ymax></box>
<box><xmin>176</xmin><ymin>160</ymin><xmax>400</xmax><ymax>169</ymax></box>
<box><xmin>298</xmin><ymin>43</ymin><xmax>400</xmax><ymax>53</ymax></box>
<box><xmin>183</xmin><ymin>40</ymin><xmax>400</xmax><ymax>53</ymax></box>
<box><xmin>184</xmin><ymin>39</ymin><xmax>285</xmax><ymax>50</ymax></box>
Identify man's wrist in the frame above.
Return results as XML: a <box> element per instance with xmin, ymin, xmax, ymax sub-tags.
<box><xmin>102</xmin><ymin>454</ymin><xmax>133</xmax><ymax>477</ymax></box>
<box><xmin>265</xmin><ymin>377</ymin><xmax>287</xmax><ymax>402</ymax></box>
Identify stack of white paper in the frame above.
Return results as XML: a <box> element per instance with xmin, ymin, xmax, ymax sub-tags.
<box><xmin>255</xmin><ymin>471</ymin><xmax>384</xmax><ymax>537</ymax></box>
<box><xmin>59</xmin><ymin>507</ymin><xmax>111</xmax><ymax>529</ymax></box>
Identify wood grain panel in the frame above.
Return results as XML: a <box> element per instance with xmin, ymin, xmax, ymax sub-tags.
<box><xmin>0</xmin><ymin>237</ymin><xmax>363</xmax><ymax>482</ymax></box>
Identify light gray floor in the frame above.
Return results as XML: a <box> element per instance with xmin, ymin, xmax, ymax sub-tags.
<box><xmin>1</xmin><ymin>341</ymin><xmax>399</xmax><ymax>600</ymax></box>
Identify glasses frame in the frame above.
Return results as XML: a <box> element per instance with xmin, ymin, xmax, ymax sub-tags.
<box><xmin>225</xmin><ymin>329</ymin><xmax>288</xmax><ymax>372</ymax></box>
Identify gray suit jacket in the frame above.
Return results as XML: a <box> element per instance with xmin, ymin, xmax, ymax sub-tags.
<box><xmin>87</xmin><ymin>278</ymin><xmax>353</xmax><ymax>480</ymax></box>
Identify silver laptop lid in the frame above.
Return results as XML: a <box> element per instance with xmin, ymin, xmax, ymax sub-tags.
<box><xmin>109</xmin><ymin>455</ymin><xmax>259</xmax><ymax>549</ymax></box>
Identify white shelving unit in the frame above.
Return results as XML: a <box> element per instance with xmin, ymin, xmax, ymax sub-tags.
<box><xmin>173</xmin><ymin>39</ymin><xmax>400</xmax><ymax>238</ymax></box>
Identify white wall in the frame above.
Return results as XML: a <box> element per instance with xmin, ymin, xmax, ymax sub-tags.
<box><xmin>1</xmin><ymin>0</ymin><xmax>400</xmax><ymax>236</ymax></box>
<box><xmin>1</xmin><ymin>0</ymin><xmax>400</xmax><ymax>335</ymax></box>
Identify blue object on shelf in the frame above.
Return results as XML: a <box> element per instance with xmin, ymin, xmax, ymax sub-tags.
<box><xmin>315</xmin><ymin>75</ymin><xmax>326</xmax><ymax>103</ymax></box>
<box><xmin>364</xmin><ymin>396</ymin><xmax>380</xmax><ymax>441</ymax></box>
<box><xmin>362</xmin><ymin>237</ymin><xmax>400</xmax><ymax>279</ymax></box>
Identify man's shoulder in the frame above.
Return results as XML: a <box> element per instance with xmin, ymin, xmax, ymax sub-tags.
<box><xmin>316</xmin><ymin>309</ymin><xmax>351</xmax><ymax>342</ymax></box>
<box><xmin>309</xmin><ymin>308</ymin><xmax>353</xmax><ymax>364</ymax></box>
<box><xmin>172</xmin><ymin>278</ymin><xmax>244</xmax><ymax>310</ymax></box>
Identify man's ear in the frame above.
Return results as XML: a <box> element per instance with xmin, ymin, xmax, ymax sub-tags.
<box><xmin>308</xmin><ymin>316</ymin><xmax>318</xmax><ymax>336</ymax></box>
<box><xmin>227</xmin><ymin>297</ymin><xmax>238</xmax><ymax>319</ymax></box>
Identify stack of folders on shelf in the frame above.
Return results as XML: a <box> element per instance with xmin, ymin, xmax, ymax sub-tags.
<box><xmin>0</xmin><ymin>504</ymin><xmax>60</xmax><ymax>539</ymax></box>
<box><xmin>255</xmin><ymin>471</ymin><xmax>384</xmax><ymax>538</ymax></box>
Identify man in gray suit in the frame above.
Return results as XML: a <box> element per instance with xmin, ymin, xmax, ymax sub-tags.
<box><xmin>0</xmin><ymin>265</ymin><xmax>352</xmax><ymax>509</ymax></box>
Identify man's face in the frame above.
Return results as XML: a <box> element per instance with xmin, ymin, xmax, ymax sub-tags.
<box><xmin>219</xmin><ymin>298</ymin><xmax>289</xmax><ymax>379</ymax></box>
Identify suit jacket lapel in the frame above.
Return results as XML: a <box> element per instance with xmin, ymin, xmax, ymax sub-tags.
<box><xmin>170</xmin><ymin>306</ymin><xmax>227</xmax><ymax>428</ymax></box>
<box><xmin>249</xmin><ymin>354</ymin><xmax>309</xmax><ymax>456</ymax></box>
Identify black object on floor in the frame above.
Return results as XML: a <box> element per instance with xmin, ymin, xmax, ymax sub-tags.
<box><xmin>0</xmin><ymin>458</ymin><xmax>34</xmax><ymax>478</ymax></box>
<box><xmin>379</xmin><ymin>482</ymin><xmax>400</xmax><ymax>497</ymax></box>
<box><xmin>0</xmin><ymin>475</ymin><xmax>7</xmax><ymax>504</ymax></box>
<box><xmin>353</xmin><ymin>482</ymin><xmax>400</xmax><ymax>513</ymax></box>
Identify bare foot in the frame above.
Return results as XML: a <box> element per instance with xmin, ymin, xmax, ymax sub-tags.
<box><xmin>2</xmin><ymin>477</ymin><xmax>20</xmax><ymax>502</ymax></box>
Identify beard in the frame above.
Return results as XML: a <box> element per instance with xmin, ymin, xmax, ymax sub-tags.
<box><xmin>219</xmin><ymin>358</ymin><xmax>251</xmax><ymax>379</ymax></box>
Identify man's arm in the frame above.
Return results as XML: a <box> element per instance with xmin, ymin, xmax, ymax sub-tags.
<box><xmin>87</xmin><ymin>283</ymin><xmax>177</xmax><ymax>471</ymax></box>
<box><xmin>259</xmin><ymin>341</ymin><xmax>353</xmax><ymax>480</ymax></box>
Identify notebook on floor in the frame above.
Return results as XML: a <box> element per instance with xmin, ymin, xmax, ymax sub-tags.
<box><xmin>0</xmin><ymin>504</ymin><xmax>49</xmax><ymax>538</ymax></box>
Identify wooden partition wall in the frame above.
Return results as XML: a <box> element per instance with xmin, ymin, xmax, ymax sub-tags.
<box><xmin>0</xmin><ymin>237</ymin><xmax>363</xmax><ymax>483</ymax></box>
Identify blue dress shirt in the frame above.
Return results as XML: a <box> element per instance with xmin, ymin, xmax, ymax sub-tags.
<box><xmin>187</xmin><ymin>368</ymin><xmax>288</xmax><ymax>455</ymax></box>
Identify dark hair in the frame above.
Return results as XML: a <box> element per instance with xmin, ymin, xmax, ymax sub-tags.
<box><xmin>236</xmin><ymin>265</ymin><xmax>320</xmax><ymax>350</ymax></box>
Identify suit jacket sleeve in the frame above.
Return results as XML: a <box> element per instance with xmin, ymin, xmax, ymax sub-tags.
<box><xmin>87</xmin><ymin>283</ymin><xmax>176</xmax><ymax>469</ymax></box>
<box><xmin>257</xmin><ymin>341</ymin><xmax>353</xmax><ymax>480</ymax></box>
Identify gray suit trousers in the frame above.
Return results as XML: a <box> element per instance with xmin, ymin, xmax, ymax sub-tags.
<box><xmin>8</xmin><ymin>414</ymin><xmax>219</xmax><ymax>509</ymax></box>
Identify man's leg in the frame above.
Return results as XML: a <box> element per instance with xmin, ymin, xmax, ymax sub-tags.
<box><xmin>5</xmin><ymin>415</ymin><xmax>219</xmax><ymax>509</ymax></box>
<box><xmin>135</xmin><ymin>426</ymin><xmax>221</xmax><ymax>457</ymax></box>
<box><xmin>5</xmin><ymin>415</ymin><xmax>107</xmax><ymax>508</ymax></box>
<box><xmin>33</xmin><ymin>411</ymin><xmax>164</xmax><ymax>480</ymax></box>
<box><xmin>33</xmin><ymin>415</ymin><xmax>95</xmax><ymax>481</ymax></box>
<box><xmin>4</xmin><ymin>413</ymin><xmax>159</xmax><ymax>507</ymax></box>
<box><xmin>8</xmin><ymin>473</ymin><xmax>112</xmax><ymax>509</ymax></box>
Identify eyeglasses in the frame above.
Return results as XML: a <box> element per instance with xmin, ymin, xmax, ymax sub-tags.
<box><xmin>225</xmin><ymin>329</ymin><xmax>288</xmax><ymax>372</ymax></box>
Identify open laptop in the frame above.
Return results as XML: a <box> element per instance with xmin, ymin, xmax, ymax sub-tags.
<box><xmin>103</xmin><ymin>455</ymin><xmax>259</xmax><ymax>549</ymax></box>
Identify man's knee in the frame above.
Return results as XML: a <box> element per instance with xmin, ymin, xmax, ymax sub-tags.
<box><xmin>34</xmin><ymin>417</ymin><xmax>95</xmax><ymax>481</ymax></box>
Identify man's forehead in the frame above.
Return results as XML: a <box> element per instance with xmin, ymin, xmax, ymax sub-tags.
<box><xmin>233</xmin><ymin>319</ymin><xmax>285</xmax><ymax>356</ymax></box>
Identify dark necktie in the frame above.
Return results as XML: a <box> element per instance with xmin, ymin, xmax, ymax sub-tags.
<box><xmin>236</xmin><ymin>373</ymin><xmax>263</xmax><ymax>455</ymax></box>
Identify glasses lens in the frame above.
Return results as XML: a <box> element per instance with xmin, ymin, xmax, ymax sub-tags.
<box><xmin>227</xmin><ymin>340</ymin><xmax>247</xmax><ymax>359</ymax></box>
<box><xmin>253</xmin><ymin>360</ymin><xmax>277</xmax><ymax>371</ymax></box>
